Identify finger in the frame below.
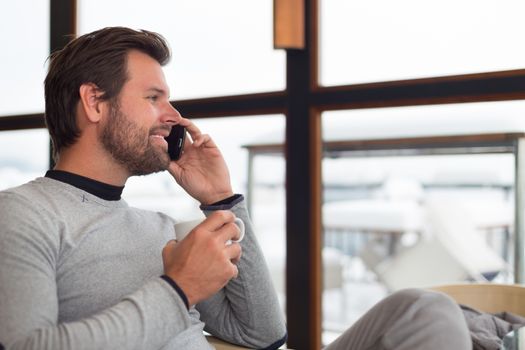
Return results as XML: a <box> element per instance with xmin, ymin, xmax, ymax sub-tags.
<box><xmin>165</xmin><ymin>239</ymin><xmax>177</xmax><ymax>247</ymax></box>
<box><xmin>167</xmin><ymin>161</ymin><xmax>183</xmax><ymax>182</ymax></box>
<box><xmin>229</xmin><ymin>262</ymin><xmax>239</xmax><ymax>279</ymax></box>
<box><xmin>171</xmin><ymin>118</ymin><xmax>200</xmax><ymax>149</ymax></box>
<box><xmin>227</xmin><ymin>243</ymin><xmax>242</xmax><ymax>264</ymax></box>
<box><xmin>225</xmin><ymin>240</ymin><xmax>242</xmax><ymax>258</ymax></box>
<box><xmin>178</xmin><ymin>118</ymin><xmax>203</xmax><ymax>143</ymax></box>
<box><xmin>162</xmin><ymin>239</ymin><xmax>177</xmax><ymax>259</ymax></box>
<box><xmin>175</xmin><ymin>116</ymin><xmax>195</xmax><ymax>130</ymax></box>
<box><xmin>200</xmin><ymin>211</ymin><xmax>236</xmax><ymax>232</ymax></box>
<box><xmin>192</xmin><ymin>134</ymin><xmax>216</xmax><ymax>148</ymax></box>
<box><xmin>182</xmin><ymin>129</ymin><xmax>192</xmax><ymax>149</ymax></box>
<box><xmin>216</xmin><ymin>221</ymin><xmax>241</xmax><ymax>244</ymax></box>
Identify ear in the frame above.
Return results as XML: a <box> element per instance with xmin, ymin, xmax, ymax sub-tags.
<box><xmin>78</xmin><ymin>83</ymin><xmax>106</xmax><ymax>123</ymax></box>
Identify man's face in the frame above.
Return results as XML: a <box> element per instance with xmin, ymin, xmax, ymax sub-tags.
<box><xmin>99</xmin><ymin>50</ymin><xmax>180</xmax><ymax>176</ymax></box>
<box><xmin>100</xmin><ymin>100</ymin><xmax>171</xmax><ymax>175</ymax></box>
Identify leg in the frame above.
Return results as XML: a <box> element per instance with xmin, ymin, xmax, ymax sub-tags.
<box><xmin>324</xmin><ymin>289</ymin><xmax>471</xmax><ymax>350</ymax></box>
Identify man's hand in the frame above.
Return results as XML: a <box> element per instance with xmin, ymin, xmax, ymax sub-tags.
<box><xmin>162</xmin><ymin>211</ymin><xmax>243</xmax><ymax>306</ymax></box>
<box><xmin>167</xmin><ymin>118</ymin><xmax>234</xmax><ymax>205</ymax></box>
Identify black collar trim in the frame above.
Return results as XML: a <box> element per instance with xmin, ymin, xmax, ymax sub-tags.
<box><xmin>45</xmin><ymin>170</ymin><xmax>124</xmax><ymax>201</ymax></box>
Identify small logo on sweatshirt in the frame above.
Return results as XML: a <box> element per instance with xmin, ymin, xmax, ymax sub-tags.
<box><xmin>82</xmin><ymin>195</ymin><xmax>89</xmax><ymax>203</ymax></box>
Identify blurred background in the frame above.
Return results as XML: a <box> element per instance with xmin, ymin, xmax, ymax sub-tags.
<box><xmin>2</xmin><ymin>0</ymin><xmax>525</xmax><ymax>348</ymax></box>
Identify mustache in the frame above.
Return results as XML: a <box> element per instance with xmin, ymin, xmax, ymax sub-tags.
<box><xmin>149</xmin><ymin>125</ymin><xmax>172</xmax><ymax>136</ymax></box>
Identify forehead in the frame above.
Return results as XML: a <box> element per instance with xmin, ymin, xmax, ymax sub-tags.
<box><xmin>124</xmin><ymin>50</ymin><xmax>169</xmax><ymax>92</ymax></box>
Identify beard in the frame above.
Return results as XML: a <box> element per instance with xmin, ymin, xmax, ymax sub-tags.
<box><xmin>99</xmin><ymin>101</ymin><xmax>171</xmax><ymax>176</ymax></box>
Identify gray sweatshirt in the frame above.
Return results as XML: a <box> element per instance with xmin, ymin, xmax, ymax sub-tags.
<box><xmin>0</xmin><ymin>177</ymin><xmax>286</xmax><ymax>349</ymax></box>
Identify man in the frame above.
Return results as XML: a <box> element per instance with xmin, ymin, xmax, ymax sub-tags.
<box><xmin>0</xmin><ymin>27</ymin><xmax>286</xmax><ymax>349</ymax></box>
<box><xmin>0</xmin><ymin>27</ymin><xmax>470</xmax><ymax>349</ymax></box>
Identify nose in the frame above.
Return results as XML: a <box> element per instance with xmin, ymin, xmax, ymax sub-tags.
<box><xmin>161</xmin><ymin>101</ymin><xmax>182</xmax><ymax>125</ymax></box>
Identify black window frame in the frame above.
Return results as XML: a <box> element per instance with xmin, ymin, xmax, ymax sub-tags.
<box><xmin>2</xmin><ymin>0</ymin><xmax>525</xmax><ymax>348</ymax></box>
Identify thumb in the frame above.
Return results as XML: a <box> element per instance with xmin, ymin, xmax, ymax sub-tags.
<box><xmin>162</xmin><ymin>239</ymin><xmax>177</xmax><ymax>258</ymax></box>
<box><xmin>167</xmin><ymin>162</ymin><xmax>183</xmax><ymax>182</ymax></box>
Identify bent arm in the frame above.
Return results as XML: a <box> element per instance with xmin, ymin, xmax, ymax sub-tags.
<box><xmin>0</xmin><ymin>194</ymin><xmax>191</xmax><ymax>350</ymax></box>
<box><xmin>197</xmin><ymin>196</ymin><xmax>287</xmax><ymax>349</ymax></box>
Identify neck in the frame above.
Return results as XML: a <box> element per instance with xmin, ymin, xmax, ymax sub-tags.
<box><xmin>55</xmin><ymin>143</ymin><xmax>130</xmax><ymax>187</ymax></box>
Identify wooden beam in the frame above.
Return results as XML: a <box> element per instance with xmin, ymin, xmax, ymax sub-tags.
<box><xmin>49</xmin><ymin>0</ymin><xmax>76</xmax><ymax>167</ymax></box>
<box><xmin>312</xmin><ymin>71</ymin><xmax>525</xmax><ymax>110</ymax></box>
<box><xmin>50</xmin><ymin>0</ymin><xmax>76</xmax><ymax>53</ymax></box>
<box><xmin>285</xmin><ymin>0</ymin><xmax>321</xmax><ymax>347</ymax></box>
<box><xmin>274</xmin><ymin>0</ymin><xmax>305</xmax><ymax>49</ymax></box>
<box><xmin>172</xmin><ymin>91</ymin><xmax>287</xmax><ymax>119</ymax></box>
<box><xmin>0</xmin><ymin>114</ymin><xmax>45</xmax><ymax>131</ymax></box>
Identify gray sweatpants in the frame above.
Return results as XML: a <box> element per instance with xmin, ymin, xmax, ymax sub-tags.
<box><xmin>325</xmin><ymin>289</ymin><xmax>471</xmax><ymax>350</ymax></box>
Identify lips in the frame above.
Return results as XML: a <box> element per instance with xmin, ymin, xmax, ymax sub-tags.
<box><xmin>149</xmin><ymin>125</ymin><xmax>171</xmax><ymax>137</ymax></box>
<box><xmin>149</xmin><ymin>127</ymin><xmax>171</xmax><ymax>150</ymax></box>
<box><xmin>150</xmin><ymin>131</ymin><xmax>170</xmax><ymax>138</ymax></box>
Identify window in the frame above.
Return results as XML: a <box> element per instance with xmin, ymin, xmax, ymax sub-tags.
<box><xmin>77</xmin><ymin>0</ymin><xmax>285</xmax><ymax>100</ymax></box>
<box><xmin>321</xmin><ymin>101</ymin><xmax>520</xmax><ymax>342</ymax></box>
<box><xmin>3</xmin><ymin>1</ymin><xmax>525</xmax><ymax>348</ymax></box>
<box><xmin>0</xmin><ymin>129</ymin><xmax>49</xmax><ymax>190</ymax></box>
<box><xmin>320</xmin><ymin>0</ymin><xmax>525</xmax><ymax>86</ymax></box>
<box><xmin>0</xmin><ymin>1</ymin><xmax>49</xmax><ymax>115</ymax></box>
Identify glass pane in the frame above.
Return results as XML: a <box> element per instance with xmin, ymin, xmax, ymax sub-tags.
<box><xmin>0</xmin><ymin>1</ymin><xmax>49</xmax><ymax>115</ymax></box>
<box><xmin>320</xmin><ymin>0</ymin><xmax>525</xmax><ymax>86</ymax></box>
<box><xmin>321</xmin><ymin>101</ymin><xmax>521</xmax><ymax>344</ymax></box>
<box><xmin>0</xmin><ymin>129</ymin><xmax>50</xmax><ymax>190</ymax></box>
<box><xmin>122</xmin><ymin>115</ymin><xmax>287</xmax><ymax>309</ymax></box>
<box><xmin>77</xmin><ymin>0</ymin><xmax>285</xmax><ymax>100</ymax></box>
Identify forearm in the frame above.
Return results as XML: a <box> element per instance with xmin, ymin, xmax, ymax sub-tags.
<box><xmin>0</xmin><ymin>192</ymin><xmax>192</xmax><ymax>350</ymax></box>
<box><xmin>1</xmin><ymin>278</ymin><xmax>191</xmax><ymax>350</ymax></box>
<box><xmin>197</xmin><ymin>197</ymin><xmax>287</xmax><ymax>348</ymax></box>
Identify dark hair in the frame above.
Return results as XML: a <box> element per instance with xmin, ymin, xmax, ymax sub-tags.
<box><xmin>44</xmin><ymin>26</ymin><xmax>171</xmax><ymax>160</ymax></box>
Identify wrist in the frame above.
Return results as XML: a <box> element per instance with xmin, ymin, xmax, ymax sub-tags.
<box><xmin>200</xmin><ymin>194</ymin><xmax>244</xmax><ymax>211</ymax></box>
<box><xmin>200</xmin><ymin>191</ymin><xmax>235</xmax><ymax>206</ymax></box>
<box><xmin>160</xmin><ymin>275</ymin><xmax>190</xmax><ymax>309</ymax></box>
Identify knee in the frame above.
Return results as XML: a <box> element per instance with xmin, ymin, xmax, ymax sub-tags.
<box><xmin>388</xmin><ymin>288</ymin><xmax>461</xmax><ymax>316</ymax></box>
<box><xmin>394</xmin><ymin>288</ymin><xmax>469</xmax><ymax>330</ymax></box>
<box><xmin>381</xmin><ymin>289</ymin><xmax>471</xmax><ymax>349</ymax></box>
<box><xmin>391</xmin><ymin>288</ymin><xmax>455</xmax><ymax>304</ymax></box>
<box><xmin>386</xmin><ymin>288</ymin><xmax>445</xmax><ymax>304</ymax></box>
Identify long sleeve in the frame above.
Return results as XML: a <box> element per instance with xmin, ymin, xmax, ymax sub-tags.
<box><xmin>0</xmin><ymin>189</ymin><xmax>196</xmax><ymax>349</ymax></box>
<box><xmin>198</xmin><ymin>197</ymin><xmax>287</xmax><ymax>349</ymax></box>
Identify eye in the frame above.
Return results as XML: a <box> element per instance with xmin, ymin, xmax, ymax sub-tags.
<box><xmin>147</xmin><ymin>95</ymin><xmax>159</xmax><ymax>102</ymax></box>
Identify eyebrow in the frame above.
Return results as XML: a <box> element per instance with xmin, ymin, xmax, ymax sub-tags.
<box><xmin>146</xmin><ymin>87</ymin><xmax>170</xmax><ymax>98</ymax></box>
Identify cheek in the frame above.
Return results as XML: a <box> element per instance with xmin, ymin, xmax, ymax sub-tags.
<box><xmin>132</xmin><ymin>105</ymin><xmax>159</xmax><ymax>125</ymax></box>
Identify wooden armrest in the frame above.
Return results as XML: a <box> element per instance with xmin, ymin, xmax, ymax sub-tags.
<box><xmin>206</xmin><ymin>336</ymin><xmax>252</xmax><ymax>349</ymax></box>
<box><xmin>206</xmin><ymin>336</ymin><xmax>291</xmax><ymax>349</ymax></box>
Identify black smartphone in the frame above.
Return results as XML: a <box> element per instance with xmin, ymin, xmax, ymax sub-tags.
<box><xmin>165</xmin><ymin>125</ymin><xmax>186</xmax><ymax>160</ymax></box>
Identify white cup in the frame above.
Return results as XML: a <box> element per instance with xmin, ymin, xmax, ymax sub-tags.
<box><xmin>174</xmin><ymin>217</ymin><xmax>245</xmax><ymax>244</ymax></box>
